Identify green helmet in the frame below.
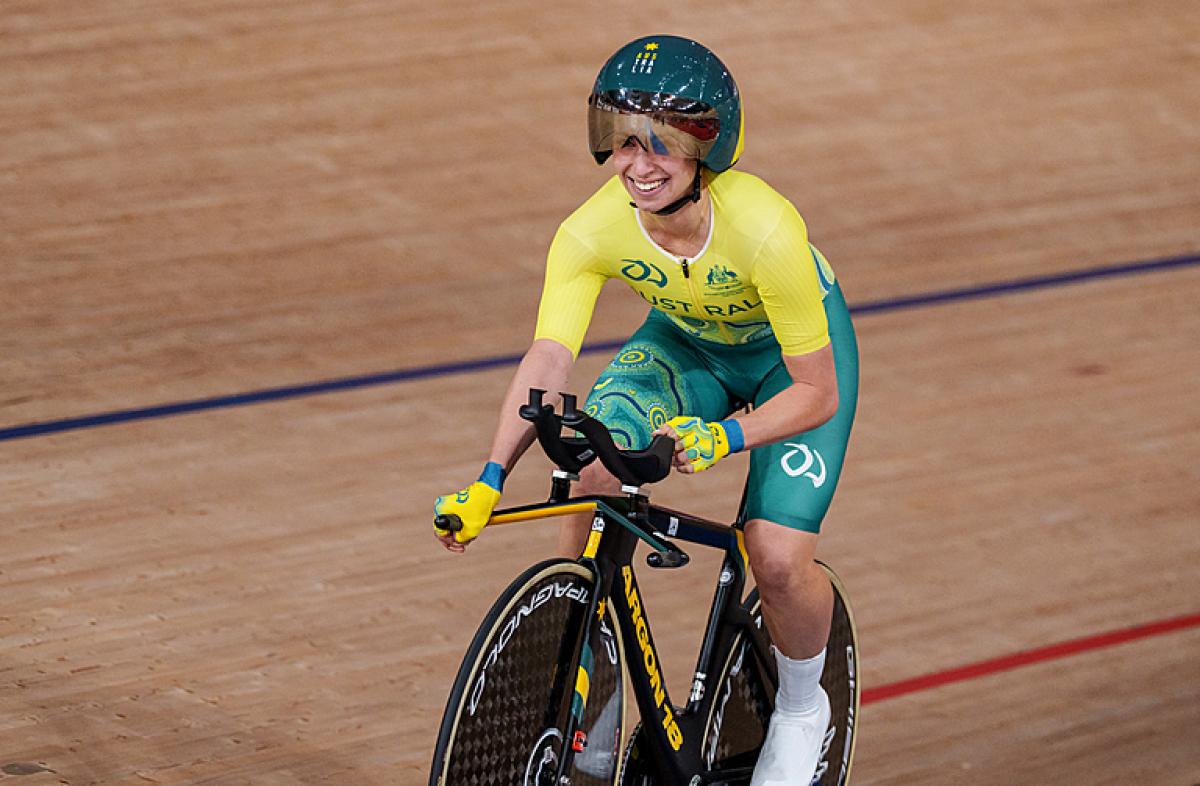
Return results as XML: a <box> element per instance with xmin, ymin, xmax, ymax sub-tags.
<box><xmin>588</xmin><ymin>35</ymin><xmax>744</xmax><ymax>172</ymax></box>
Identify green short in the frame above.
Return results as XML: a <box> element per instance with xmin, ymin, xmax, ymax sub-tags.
<box><xmin>583</xmin><ymin>283</ymin><xmax>858</xmax><ymax>532</ymax></box>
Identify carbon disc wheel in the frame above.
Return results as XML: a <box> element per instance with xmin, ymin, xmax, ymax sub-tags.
<box><xmin>430</xmin><ymin>560</ymin><xmax>624</xmax><ymax>785</ymax></box>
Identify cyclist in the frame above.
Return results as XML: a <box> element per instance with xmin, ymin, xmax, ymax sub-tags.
<box><xmin>434</xmin><ymin>35</ymin><xmax>858</xmax><ymax>786</ymax></box>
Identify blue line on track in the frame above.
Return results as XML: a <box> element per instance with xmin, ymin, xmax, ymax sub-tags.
<box><xmin>849</xmin><ymin>253</ymin><xmax>1198</xmax><ymax>314</ymax></box>
<box><xmin>3</xmin><ymin>252</ymin><xmax>1197</xmax><ymax>443</ymax></box>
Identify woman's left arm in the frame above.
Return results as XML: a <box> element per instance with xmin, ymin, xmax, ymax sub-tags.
<box><xmin>656</xmin><ymin>344</ymin><xmax>838</xmax><ymax>474</ymax></box>
<box><xmin>733</xmin><ymin>344</ymin><xmax>838</xmax><ymax>450</ymax></box>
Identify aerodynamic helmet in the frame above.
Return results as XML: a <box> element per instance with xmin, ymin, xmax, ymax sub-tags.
<box><xmin>588</xmin><ymin>35</ymin><xmax>743</xmax><ymax>173</ymax></box>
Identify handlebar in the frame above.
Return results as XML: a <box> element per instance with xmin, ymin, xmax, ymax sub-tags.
<box><xmin>435</xmin><ymin>389</ymin><xmax>673</xmax><ymax>534</ymax></box>
<box><xmin>439</xmin><ymin>390</ymin><xmax>688</xmax><ymax>567</ymax></box>
<box><xmin>521</xmin><ymin>389</ymin><xmax>674</xmax><ymax>487</ymax></box>
<box><xmin>435</xmin><ymin>513</ymin><xmax>463</xmax><ymax>533</ymax></box>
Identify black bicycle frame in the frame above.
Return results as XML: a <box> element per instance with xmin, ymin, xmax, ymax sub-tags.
<box><xmin>494</xmin><ymin>491</ymin><xmax>775</xmax><ymax>785</ymax></box>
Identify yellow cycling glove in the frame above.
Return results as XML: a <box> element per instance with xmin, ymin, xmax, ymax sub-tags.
<box><xmin>665</xmin><ymin>416</ymin><xmax>746</xmax><ymax>473</ymax></box>
<box><xmin>434</xmin><ymin>462</ymin><xmax>504</xmax><ymax>544</ymax></box>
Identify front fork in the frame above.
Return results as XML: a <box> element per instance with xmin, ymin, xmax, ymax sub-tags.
<box><xmin>549</xmin><ymin>511</ymin><xmax>631</xmax><ymax>785</ymax></box>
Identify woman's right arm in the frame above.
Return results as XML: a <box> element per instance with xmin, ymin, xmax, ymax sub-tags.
<box><xmin>432</xmin><ymin>338</ymin><xmax>577</xmax><ymax>552</ymax></box>
<box><xmin>486</xmin><ymin>338</ymin><xmax>577</xmax><ymax>474</ymax></box>
<box><xmin>434</xmin><ymin>223</ymin><xmax>603</xmax><ymax>551</ymax></box>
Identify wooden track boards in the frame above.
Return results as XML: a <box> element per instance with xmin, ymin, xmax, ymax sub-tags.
<box><xmin>2</xmin><ymin>2</ymin><xmax>1198</xmax><ymax>783</ymax></box>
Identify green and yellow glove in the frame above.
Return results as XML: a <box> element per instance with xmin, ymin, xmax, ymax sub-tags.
<box><xmin>665</xmin><ymin>416</ymin><xmax>746</xmax><ymax>473</ymax></box>
<box><xmin>434</xmin><ymin>462</ymin><xmax>505</xmax><ymax>544</ymax></box>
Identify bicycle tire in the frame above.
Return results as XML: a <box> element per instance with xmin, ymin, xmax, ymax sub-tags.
<box><xmin>430</xmin><ymin>559</ymin><xmax>625</xmax><ymax>786</ymax></box>
<box><xmin>701</xmin><ymin>563</ymin><xmax>860</xmax><ymax>786</ymax></box>
<box><xmin>814</xmin><ymin>563</ymin><xmax>860</xmax><ymax>786</ymax></box>
<box><xmin>700</xmin><ymin>590</ymin><xmax>775</xmax><ymax>783</ymax></box>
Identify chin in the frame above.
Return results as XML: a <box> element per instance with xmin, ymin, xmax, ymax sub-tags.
<box><xmin>628</xmin><ymin>189</ymin><xmax>681</xmax><ymax>212</ymax></box>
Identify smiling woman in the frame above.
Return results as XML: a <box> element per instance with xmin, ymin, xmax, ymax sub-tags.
<box><xmin>432</xmin><ymin>33</ymin><xmax>860</xmax><ymax>785</ymax></box>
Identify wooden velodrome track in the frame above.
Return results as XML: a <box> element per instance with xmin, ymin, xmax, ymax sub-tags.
<box><xmin>3</xmin><ymin>2</ymin><xmax>1198</xmax><ymax>784</ymax></box>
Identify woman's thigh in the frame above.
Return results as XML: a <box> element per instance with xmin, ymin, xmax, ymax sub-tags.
<box><xmin>583</xmin><ymin>314</ymin><xmax>733</xmax><ymax>450</ymax></box>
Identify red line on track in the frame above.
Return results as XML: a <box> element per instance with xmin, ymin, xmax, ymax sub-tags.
<box><xmin>861</xmin><ymin>611</ymin><xmax>1200</xmax><ymax>705</ymax></box>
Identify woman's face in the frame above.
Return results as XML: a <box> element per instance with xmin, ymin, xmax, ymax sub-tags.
<box><xmin>610</xmin><ymin>140</ymin><xmax>698</xmax><ymax>213</ymax></box>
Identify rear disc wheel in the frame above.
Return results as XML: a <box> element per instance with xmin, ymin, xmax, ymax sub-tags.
<box><xmin>701</xmin><ymin>564</ymin><xmax>860</xmax><ymax>786</ymax></box>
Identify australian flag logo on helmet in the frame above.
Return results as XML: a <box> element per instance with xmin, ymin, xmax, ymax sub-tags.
<box><xmin>632</xmin><ymin>42</ymin><xmax>659</xmax><ymax>74</ymax></box>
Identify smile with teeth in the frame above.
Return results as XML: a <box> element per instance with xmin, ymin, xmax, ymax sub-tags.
<box><xmin>631</xmin><ymin>177</ymin><xmax>668</xmax><ymax>194</ymax></box>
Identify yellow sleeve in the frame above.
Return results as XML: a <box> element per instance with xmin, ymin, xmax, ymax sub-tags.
<box><xmin>752</xmin><ymin>207</ymin><xmax>831</xmax><ymax>356</ymax></box>
<box><xmin>533</xmin><ymin>224</ymin><xmax>607</xmax><ymax>358</ymax></box>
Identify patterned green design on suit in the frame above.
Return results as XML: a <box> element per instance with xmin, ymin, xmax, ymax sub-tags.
<box><xmin>584</xmin><ymin>347</ymin><xmax>688</xmax><ymax>450</ymax></box>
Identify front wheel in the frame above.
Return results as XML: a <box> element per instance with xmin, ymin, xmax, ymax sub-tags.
<box><xmin>430</xmin><ymin>559</ymin><xmax>625</xmax><ymax>786</ymax></box>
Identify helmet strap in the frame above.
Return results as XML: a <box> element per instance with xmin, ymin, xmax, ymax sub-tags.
<box><xmin>628</xmin><ymin>163</ymin><xmax>705</xmax><ymax>217</ymax></box>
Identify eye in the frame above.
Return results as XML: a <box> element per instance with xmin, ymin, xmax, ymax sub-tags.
<box><xmin>664</xmin><ymin>116</ymin><xmax>719</xmax><ymax>142</ymax></box>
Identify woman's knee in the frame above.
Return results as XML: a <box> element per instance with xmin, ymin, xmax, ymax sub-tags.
<box><xmin>744</xmin><ymin>520</ymin><xmax>820</xmax><ymax>598</ymax></box>
<box><xmin>576</xmin><ymin>461</ymin><xmax>622</xmax><ymax>494</ymax></box>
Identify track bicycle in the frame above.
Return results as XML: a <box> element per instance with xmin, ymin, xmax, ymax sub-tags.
<box><xmin>430</xmin><ymin>389</ymin><xmax>859</xmax><ymax>785</ymax></box>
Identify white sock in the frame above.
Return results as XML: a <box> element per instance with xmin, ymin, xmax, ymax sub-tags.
<box><xmin>773</xmin><ymin>646</ymin><xmax>825</xmax><ymax>716</ymax></box>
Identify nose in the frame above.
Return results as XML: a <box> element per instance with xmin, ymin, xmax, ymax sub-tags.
<box><xmin>623</xmin><ymin>143</ymin><xmax>661</xmax><ymax>174</ymax></box>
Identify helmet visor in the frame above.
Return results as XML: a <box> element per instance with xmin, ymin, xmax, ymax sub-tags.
<box><xmin>588</xmin><ymin>89</ymin><xmax>721</xmax><ymax>162</ymax></box>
